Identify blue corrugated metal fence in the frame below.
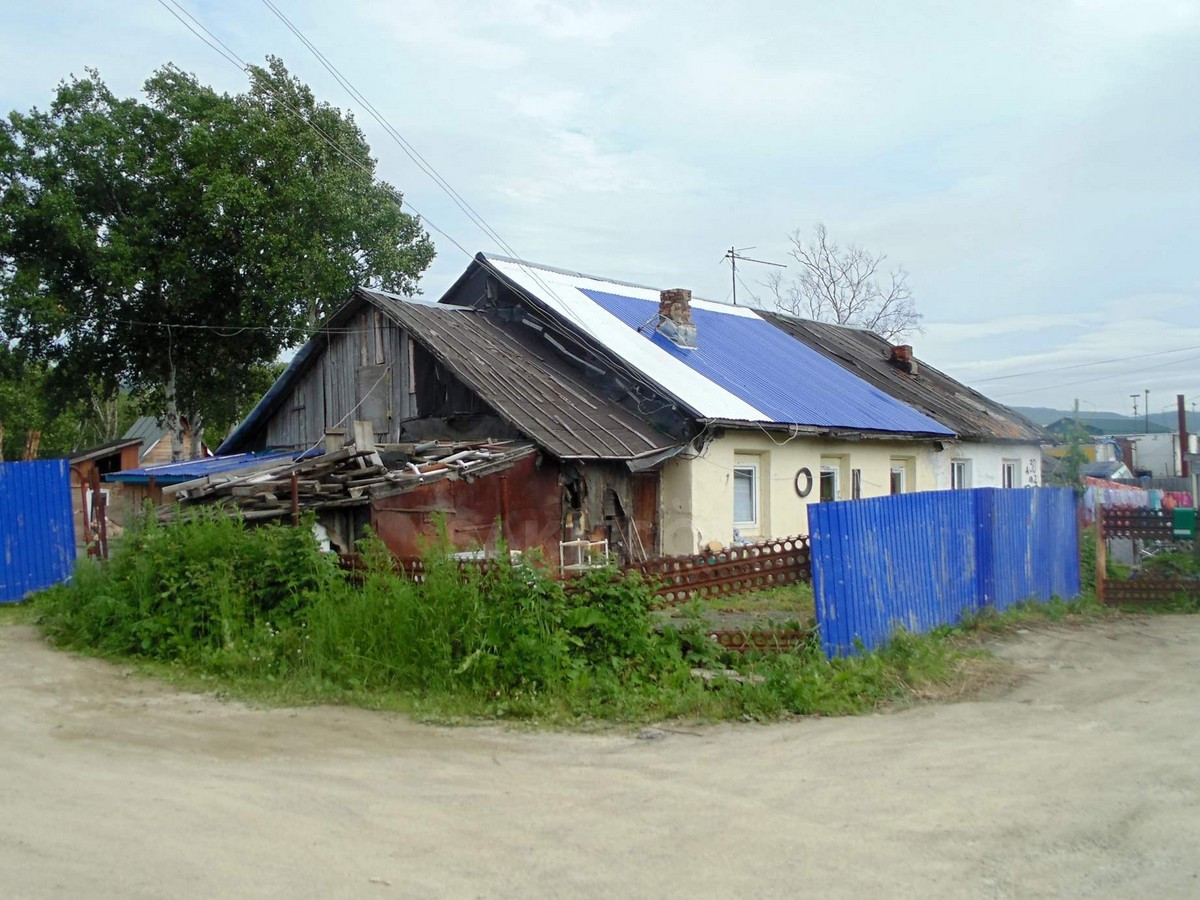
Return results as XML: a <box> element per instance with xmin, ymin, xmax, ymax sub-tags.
<box><xmin>0</xmin><ymin>459</ymin><xmax>76</xmax><ymax>603</ymax></box>
<box><xmin>808</xmin><ymin>487</ymin><xmax>1079</xmax><ymax>657</ymax></box>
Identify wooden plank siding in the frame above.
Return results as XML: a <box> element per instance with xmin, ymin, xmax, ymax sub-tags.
<box><xmin>264</xmin><ymin>314</ymin><xmax>421</xmax><ymax>451</ymax></box>
<box><xmin>225</xmin><ymin>289</ymin><xmax>676</xmax><ymax>461</ymax></box>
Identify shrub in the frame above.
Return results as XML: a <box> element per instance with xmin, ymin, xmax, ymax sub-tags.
<box><xmin>34</xmin><ymin>512</ymin><xmax>1019</xmax><ymax>724</ymax></box>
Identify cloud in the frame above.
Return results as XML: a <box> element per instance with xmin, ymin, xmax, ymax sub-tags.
<box><xmin>925</xmin><ymin>314</ymin><xmax>1102</xmax><ymax>344</ymax></box>
<box><xmin>353</xmin><ymin>0</ymin><xmax>526</xmax><ymax>70</ymax></box>
<box><xmin>504</xmin><ymin>0</ymin><xmax>643</xmax><ymax>43</ymax></box>
<box><xmin>4</xmin><ymin>0</ymin><xmax>1200</xmax><ymax>414</ymax></box>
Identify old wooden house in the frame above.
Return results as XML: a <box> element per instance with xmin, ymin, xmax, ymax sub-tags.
<box><xmin>218</xmin><ymin>290</ymin><xmax>683</xmax><ymax>563</ymax></box>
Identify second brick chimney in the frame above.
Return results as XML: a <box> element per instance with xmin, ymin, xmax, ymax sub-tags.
<box><xmin>889</xmin><ymin>343</ymin><xmax>919</xmax><ymax>375</ymax></box>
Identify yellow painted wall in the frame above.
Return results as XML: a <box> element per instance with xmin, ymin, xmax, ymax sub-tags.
<box><xmin>659</xmin><ymin>431</ymin><xmax>1044</xmax><ymax>553</ymax></box>
<box><xmin>659</xmin><ymin>431</ymin><xmax>940</xmax><ymax>554</ymax></box>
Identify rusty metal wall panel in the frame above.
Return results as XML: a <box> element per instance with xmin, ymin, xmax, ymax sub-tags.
<box><xmin>371</xmin><ymin>454</ymin><xmax>563</xmax><ymax>563</ymax></box>
<box><xmin>1</xmin><ymin>460</ymin><xmax>75</xmax><ymax>603</ymax></box>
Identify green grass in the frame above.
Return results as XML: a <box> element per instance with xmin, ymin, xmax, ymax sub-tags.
<box><xmin>690</xmin><ymin>581</ymin><xmax>815</xmax><ymax>618</ymax></box>
<box><xmin>0</xmin><ymin>602</ymin><xmax>32</xmax><ymax>625</ymax></box>
<box><xmin>959</xmin><ymin>593</ymin><xmax>1110</xmax><ymax>633</ymax></box>
<box><xmin>26</xmin><ymin>509</ymin><xmax>1124</xmax><ymax>727</ymax></box>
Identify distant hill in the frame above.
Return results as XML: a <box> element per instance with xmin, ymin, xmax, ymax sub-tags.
<box><xmin>1012</xmin><ymin>406</ymin><xmax>1179</xmax><ymax>433</ymax></box>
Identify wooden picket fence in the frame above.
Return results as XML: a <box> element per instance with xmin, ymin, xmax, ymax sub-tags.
<box><xmin>625</xmin><ymin>535</ymin><xmax>812</xmax><ymax>607</ymax></box>
<box><xmin>1097</xmin><ymin>506</ymin><xmax>1199</xmax><ymax>607</ymax></box>
<box><xmin>340</xmin><ymin>534</ymin><xmax>813</xmax><ymax>605</ymax></box>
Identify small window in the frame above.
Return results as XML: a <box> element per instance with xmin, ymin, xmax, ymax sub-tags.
<box><xmin>1002</xmin><ymin>460</ymin><xmax>1019</xmax><ymax>489</ymax></box>
<box><xmin>819</xmin><ymin>465</ymin><xmax>839</xmax><ymax>502</ymax></box>
<box><xmin>733</xmin><ymin>465</ymin><xmax>758</xmax><ymax>527</ymax></box>
<box><xmin>851</xmin><ymin>468</ymin><xmax>862</xmax><ymax>500</ymax></box>
<box><xmin>890</xmin><ymin>466</ymin><xmax>906</xmax><ymax>495</ymax></box>
<box><xmin>951</xmin><ymin>459</ymin><xmax>971</xmax><ymax>490</ymax></box>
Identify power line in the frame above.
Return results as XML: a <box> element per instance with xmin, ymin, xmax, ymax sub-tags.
<box><xmin>258</xmin><ymin>0</ymin><xmax>510</xmax><ymax>260</ymax></box>
<box><xmin>154</xmin><ymin>0</ymin><xmax>685</xmax><ymax>416</ymax></box>
<box><xmin>970</xmin><ymin>343</ymin><xmax>1200</xmax><ymax>383</ymax></box>
<box><xmin>249</xmin><ymin>0</ymin><xmax>612</xmax><ymax>346</ymax></box>
<box><xmin>240</xmin><ymin>1</ymin><xmax>683</xmax><ymax>406</ymax></box>
<box><xmin>154</xmin><ymin>0</ymin><xmax>476</xmax><ymax>265</ymax></box>
<box><xmin>990</xmin><ymin>353</ymin><xmax>1200</xmax><ymax>399</ymax></box>
<box><xmin>155</xmin><ymin>0</ymin><xmax>243</xmax><ymax>68</ymax></box>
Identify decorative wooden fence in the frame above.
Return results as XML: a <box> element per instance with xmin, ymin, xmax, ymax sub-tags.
<box><xmin>1100</xmin><ymin>507</ymin><xmax>1173</xmax><ymax>540</ymax></box>
<box><xmin>808</xmin><ymin>488</ymin><xmax>1080</xmax><ymax>657</ymax></box>
<box><xmin>1096</xmin><ymin>507</ymin><xmax>1199</xmax><ymax>607</ymax></box>
<box><xmin>708</xmin><ymin>627</ymin><xmax>812</xmax><ymax>654</ymax></box>
<box><xmin>624</xmin><ymin>535</ymin><xmax>811</xmax><ymax>607</ymax></box>
<box><xmin>1</xmin><ymin>459</ymin><xmax>76</xmax><ymax>603</ymax></box>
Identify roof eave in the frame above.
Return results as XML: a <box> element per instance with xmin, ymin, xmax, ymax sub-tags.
<box><xmin>704</xmin><ymin>418</ymin><xmax>956</xmax><ymax>442</ymax></box>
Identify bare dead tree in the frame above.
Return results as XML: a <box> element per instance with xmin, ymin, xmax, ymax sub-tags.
<box><xmin>766</xmin><ymin>223</ymin><xmax>922</xmax><ymax>341</ymax></box>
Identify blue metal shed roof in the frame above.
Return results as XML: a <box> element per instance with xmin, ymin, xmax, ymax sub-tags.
<box><xmin>579</xmin><ymin>289</ymin><xmax>953</xmax><ymax>435</ymax></box>
<box><xmin>105</xmin><ymin>449</ymin><xmax>300</xmax><ymax>485</ymax></box>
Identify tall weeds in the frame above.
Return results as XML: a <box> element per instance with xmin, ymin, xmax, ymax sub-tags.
<box><xmin>33</xmin><ymin>510</ymin><xmax>990</xmax><ymax>722</ymax></box>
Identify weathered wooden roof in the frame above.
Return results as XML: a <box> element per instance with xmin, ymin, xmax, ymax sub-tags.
<box><xmin>759</xmin><ymin>312</ymin><xmax>1046</xmax><ymax>443</ymax></box>
<box><xmin>362</xmin><ymin>290</ymin><xmax>675</xmax><ymax>460</ymax></box>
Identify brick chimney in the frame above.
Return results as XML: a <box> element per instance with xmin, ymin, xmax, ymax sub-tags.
<box><xmin>889</xmin><ymin>344</ymin><xmax>918</xmax><ymax>375</ymax></box>
<box><xmin>656</xmin><ymin>288</ymin><xmax>697</xmax><ymax>349</ymax></box>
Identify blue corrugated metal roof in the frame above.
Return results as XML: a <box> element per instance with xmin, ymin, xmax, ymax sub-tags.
<box><xmin>106</xmin><ymin>449</ymin><xmax>300</xmax><ymax>484</ymax></box>
<box><xmin>580</xmin><ymin>289</ymin><xmax>954</xmax><ymax>435</ymax></box>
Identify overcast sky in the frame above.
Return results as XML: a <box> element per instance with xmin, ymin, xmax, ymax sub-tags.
<box><xmin>4</xmin><ymin>0</ymin><xmax>1199</xmax><ymax>416</ymax></box>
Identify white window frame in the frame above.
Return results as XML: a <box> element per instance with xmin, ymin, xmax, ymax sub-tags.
<box><xmin>890</xmin><ymin>465</ymin><xmax>906</xmax><ymax>495</ymax></box>
<box><xmin>1002</xmin><ymin>459</ymin><xmax>1019</xmax><ymax>489</ymax></box>
<box><xmin>733</xmin><ymin>463</ymin><xmax>759</xmax><ymax>528</ymax></box>
<box><xmin>951</xmin><ymin>459</ymin><xmax>971</xmax><ymax>490</ymax></box>
<box><xmin>851</xmin><ymin>468</ymin><xmax>862</xmax><ymax>500</ymax></box>
<box><xmin>819</xmin><ymin>465</ymin><xmax>840</xmax><ymax>502</ymax></box>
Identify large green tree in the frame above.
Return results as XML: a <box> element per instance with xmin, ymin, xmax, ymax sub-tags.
<box><xmin>0</xmin><ymin>57</ymin><xmax>434</xmax><ymax>458</ymax></box>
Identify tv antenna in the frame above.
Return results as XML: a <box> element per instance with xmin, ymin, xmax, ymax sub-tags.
<box><xmin>724</xmin><ymin>246</ymin><xmax>785</xmax><ymax>306</ymax></box>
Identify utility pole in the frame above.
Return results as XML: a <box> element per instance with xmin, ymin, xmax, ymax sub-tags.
<box><xmin>1144</xmin><ymin>388</ymin><xmax>1150</xmax><ymax>434</ymax></box>
<box><xmin>723</xmin><ymin>246</ymin><xmax>785</xmax><ymax>307</ymax></box>
<box><xmin>1130</xmin><ymin>393</ymin><xmax>1139</xmax><ymax>421</ymax></box>
<box><xmin>1178</xmin><ymin>393</ymin><xmax>1190</xmax><ymax>477</ymax></box>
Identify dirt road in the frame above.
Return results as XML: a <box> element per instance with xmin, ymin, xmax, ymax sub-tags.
<box><xmin>3</xmin><ymin>617</ymin><xmax>1199</xmax><ymax>899</ymax></box>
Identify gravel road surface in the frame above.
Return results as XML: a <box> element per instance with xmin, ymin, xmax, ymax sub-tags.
<box><xmin>2</xmin><ymin>616</ymin><xmax>1199</xmax><ymax>898</ymax></box>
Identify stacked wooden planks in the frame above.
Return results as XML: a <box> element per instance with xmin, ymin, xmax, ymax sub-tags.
<box><xmin>164</xmin><ymin>440</ymin><xmax>532</xmax><ymax>520</ymax></box>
